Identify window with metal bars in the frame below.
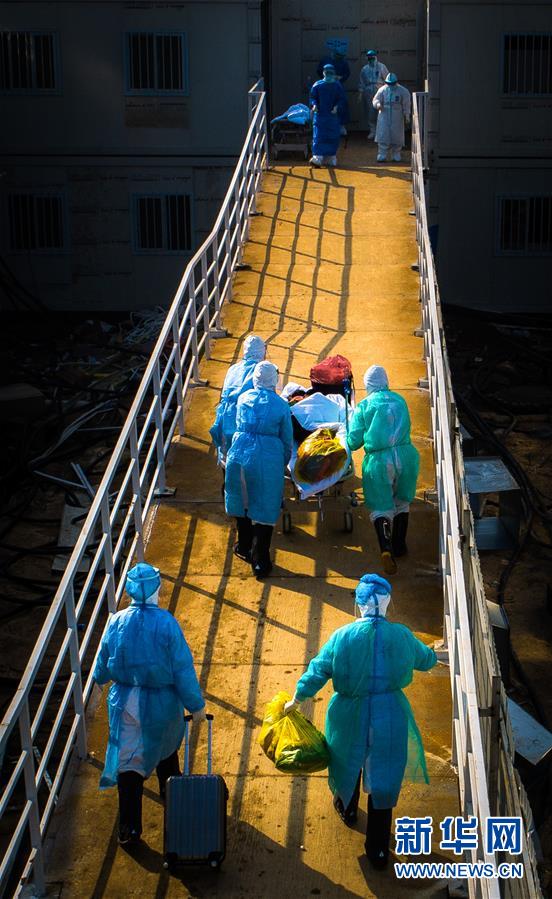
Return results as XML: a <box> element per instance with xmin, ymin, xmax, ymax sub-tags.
<box><xmin>126</xmin><ymin>33</ymin><xmax>187</xmax><ymax>94</ymax></box>
<box><xmin>503</xmin><ymin>34</ymin><xmax>552</xmax><ymax>95</ymax></box>
<box><xmin>134</xmin><ymin>194</ymin><xmax>192</xmax><ymax>253</ymax></box>
<box><xmin>8</xmin><ymin>194</ymin><xmax>65</xmax><ymax>252</ymax></box>
<box><xmin>498</xmin><ymin>196</ymin><xmax>552</xmax><ymax>255</ymax></box>
<box><xmin>0</xmin><ymin>31</ymin><xmax>59</xmax><ymax>91</ymax></box>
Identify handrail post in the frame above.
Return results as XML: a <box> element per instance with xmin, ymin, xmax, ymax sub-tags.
<box><xmin>100</xmin><ymin>492</ymin><xmax>117</xmax><ymax>613</ymax></box>
<box><xmin>152</xmin><ymin>358</ymin><xmax>168</xmax><ymax>494</ymax></box>
<box><xmin>129</xmin><ymin>420</ymin><xmax>145</xmax><ymax>561</ymax></box>
<box><xmin>65</xmin><ymin>584</ymin><xmax>87</xmax><ymax>759</ymax></box>
<box><xmin>20</xmin><ymin>701</ymin><xmax>45</xmax><ymax>896</ymax></box>
<box><xmin>200</xmin><ymin>253</ymin><xmax>211</xmax><ymax>358</ymax></box>
<box><xmin>171</xmin><ymin>315</ymin><xmax>186</xmax><ymax>435</ymax></box>
<box><xmin>223</xmin><ymin>206</ymin><xmax>233</xmax><ymax>303</ymax></box>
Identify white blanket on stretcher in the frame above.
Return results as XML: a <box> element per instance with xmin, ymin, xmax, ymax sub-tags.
<box><xmin>288</xmin><ymin>392</ymin><xmax>353</xmax><ymax>500</ymax></box>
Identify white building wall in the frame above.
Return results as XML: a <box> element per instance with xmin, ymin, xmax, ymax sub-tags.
<box><xmin>427</xmin><ymin>0</ymin><xmax>552</xmax><ymax>314</ymax></box>
<box><xmin>270</xmin><ymin>0</ymin><xmax>425</xmax><ymax>128</ymax></box>
<box><xmin>0</xmin><ymin>0</ymin><xmax>261</xmax><ymax>310</ymax></box>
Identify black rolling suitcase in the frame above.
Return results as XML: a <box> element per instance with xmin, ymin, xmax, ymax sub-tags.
<box><xmin>164</xmin><ymin>713</ymin><xmax>228</xmax><ymax>871</ymax></box>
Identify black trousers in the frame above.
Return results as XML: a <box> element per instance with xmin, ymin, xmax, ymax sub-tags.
<box><xmin>117</xmin><ymin>750</ymin><xmax>180</xmax><ymax>838</ymax></box>
<box><xmin>345</xmin><ymin>773</ymin><xmax>393</xmax><ymax>859</ymax></box>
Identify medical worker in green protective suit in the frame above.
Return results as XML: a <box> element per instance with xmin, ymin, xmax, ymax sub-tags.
<box><xmin>285</xmin><ymin>574</ymin><xmax>437</xmax><ymax>869</ymax></box>
<box><xmin>347</xmin><ymin>365</ymin><xmax>419</xmax><ymax>575</ymax></box>
<box><xmin>94</xmin><ymin>563</ymin><xmax>205</xmax><ymax>846</ymax></box>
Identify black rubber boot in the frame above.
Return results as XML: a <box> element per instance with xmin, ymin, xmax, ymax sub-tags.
<box><xmin>156</xmin><ymin>750</ymin><xmax>181</xmax><ymax>800</ymax></box>
<box><xmin>234</xmin><ymin>516</ymin><xmax>253</xmax><ymax>562</ymax></box>
<box><xmin>252</xmin><ymin>524</ymin><xmax>273</xmax><ymax>579</ymax></box>
<box><xmin>365</xmin><ymin>795</ymin><xmax>393</xmax><ymax>869</ymax></box>
<box><xmin>391</xmin><ymin>512</ymin><xmax>409</xmax><ymax>557</ymax></box>
<box><xmin>333</xmin><ymin>771</ymin><xmax>361</xmax><ymax>827</ymax></box>
<box><xmin>117</xmin><ymin>771</ymin><xmax>145</xmax><ymax>845</ymax></box>
<box><xmin>373</xmin><ymin>517</ymin><xmax>397</xmax><ymax>575</ymax></box>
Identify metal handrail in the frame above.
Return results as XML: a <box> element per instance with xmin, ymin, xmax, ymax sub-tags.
<box><xmin>412</xmin><ymin>92</ymin><xmax>542</xmax><ymax>899</ymax></box>
<box><xmin>0</xmin><ymin>80</ymin><xmax>268</xmax><ymax>898</ymax></box>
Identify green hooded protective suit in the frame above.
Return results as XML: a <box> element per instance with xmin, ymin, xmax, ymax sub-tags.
<box><xmin>294</xmin><ymin>614</ymin><xmax>436</xmax><ymax>809</ymax></box>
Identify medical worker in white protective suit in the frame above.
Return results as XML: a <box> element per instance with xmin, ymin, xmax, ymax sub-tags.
<box><xmin>372</xmin><ymin>73</ymin><xmax>411</xmax><ymax>162</ymax></box>
<box><xmin>94</xmin><ymin>563</ymin><xmax>206</xmax><ymax>846</ymax></box>
<box><xmin>284</xmin><ymin>574</ymin><xmax>437</xmax><ymax>869</ymax></box>
<box><xmin>210</xmin><ymin>334</ymin><xmax>266</xmax><ymax>466</ymax></box>
<box><xmin>358</xmin><ymin>50</ymin><xmax>388</xmax><ymax>140</ymax></box>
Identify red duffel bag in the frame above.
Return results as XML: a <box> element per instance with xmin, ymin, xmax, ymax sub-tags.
<box><xmin>310</xmin><ymin>354</ymin><xmax>353</xmax><ymax>397</ymax></box>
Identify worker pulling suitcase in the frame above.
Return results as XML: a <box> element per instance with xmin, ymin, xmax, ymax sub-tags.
<box><xmin>164</xmin><ymin>713</ymin><xmax>228</xmax><ymax>871</ymax></box>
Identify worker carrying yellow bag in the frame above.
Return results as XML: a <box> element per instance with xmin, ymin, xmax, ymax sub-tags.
<box><xmin>258</xmin><ymin>691</ymin><xmax>330</xmax><ymax>773</ymax></box>
<box><xmin>293</xmin><ymin>427</ymin><xmax>348</xmax><ymax>486</ymax></box>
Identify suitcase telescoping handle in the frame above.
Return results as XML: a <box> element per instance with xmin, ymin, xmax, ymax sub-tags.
<box><xmin>183</xmin><ymin>713</ymin><xmax>214</xmax><ymax>776</ymax></box>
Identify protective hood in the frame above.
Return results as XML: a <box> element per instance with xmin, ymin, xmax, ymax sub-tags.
<box><xmin>126</xmin><ymin>562</ymin><xmax>161</xmax><ymax>604</ymax></box>
<box><xmin>363</xmin><ymin>364</ymin><xmax>389</xmax><ymax>394</ymax></box>
<box><xmin>355</xmin><ymin>573</ymin><xmax>392</xmax><ymax>618</ymax></box>
<box><xmin>385</xmin><ymin>73</ymin><xmax>398</xmax><ymax>85</ymax></box>
<box><xmin>243</xmin><ymin>334</ymin><xmax>266</xmax><ymax>363</ymax></box>
<box><xmin>253</xmin><ymin>360</ymin><xmax>279</xmax><ymax>390</ymax></box>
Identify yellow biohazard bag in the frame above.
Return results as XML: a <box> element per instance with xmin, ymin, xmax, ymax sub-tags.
<box><xmin>294</xmin><ymin>427</ymin><xmax>348</xmax><ymax>486</ymax></box>
<box><xmin>258</xmin><ymin>691</ymin><xmax>330</xmax><ymax>774</ymax></box>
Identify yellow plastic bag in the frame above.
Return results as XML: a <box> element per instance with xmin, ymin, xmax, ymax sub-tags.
<box><xmin>294</xmin><ymin>427</ymin><xmax>348</xmax><ymax>485</ymax></box>
<box><xmin>258</xmin><ymin>691</ymin><xmax>330</xmax><ymax>774</ymax></box>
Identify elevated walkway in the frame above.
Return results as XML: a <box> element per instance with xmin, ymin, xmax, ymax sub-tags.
<box><xmin>47</xmin><ymin>138</ymin><xmax>457</xmax><ymax>897</ymax></box>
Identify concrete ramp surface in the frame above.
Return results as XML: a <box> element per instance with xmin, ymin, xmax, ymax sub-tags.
<box><xmin>48</xmin><ymin>139</ymin><xmax>457</xmax><ymax>898</ymax></box>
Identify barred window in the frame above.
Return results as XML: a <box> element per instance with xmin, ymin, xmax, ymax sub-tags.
<box><xmin>127</xmin><ymin>33</ymin><xmax>187</xmax><ymax>93</ymax></box>
<box><xmin>8</xmin><ymin>194</ymin><xmax>65</xmax><ymax>251</ymax></box>
<box><xmin>135</xmin><ymin>195</ymin><xmax>192</xmax><ymax>252</ymax></box>
<box><xmin>0</xmin><ymin>31</ymin><xmax>58</xmax><ymax>91</ymax></box>
<box><xmin>503</xmin><ymin>34</ymin><xmax>552</xmax><ymax>95</ymax></box>
<box><xmin>498</xmin><ymin>197</ymin><xmax>552</xmax><ymax>255</ymax></box>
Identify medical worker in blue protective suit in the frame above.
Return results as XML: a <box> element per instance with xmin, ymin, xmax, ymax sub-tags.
<box><xmin>93</xmin><ymin>563</ymin><xmax>205</xmax><ymax>846</ymax></box>
<box><xmin>309</xmin><ymin>64</ymin><xmax>348</xmax><ymax>168</ymax></box>
<box><xmin>317</xmin><ymin>49</ymin><xmax>350</xmax><ymax>136</ymax></box>
<box><xmin>373</xmin><ymin>72</ymin><xmax>411</xmax><ymax>162</ymax></box>
<box><xmin>347</xmin><ymin>365</ymin><xmax>419</xmax><ymax>575</ymax></box>
<box><xmin>284</xmin><ymin>574</ymin><xmax>437</xmax><ymax>869</ymax></box>
<box><xmin>209</xmin><ymin>334</ymin><xmax>266</xmax><ymax>466</ymax></box>
<box><xmin>225</xmin><ymin>361</ymin><xmax>293</xmax><ymax>579</ymax></box>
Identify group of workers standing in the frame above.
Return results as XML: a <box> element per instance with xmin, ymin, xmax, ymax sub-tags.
<box><xmin>92</xmin><ymin>128</ymin><xmax>434</xmax><ymax>869</ymax></box>
<box><xmin>310</xmin><ymin>45</ymin><xmax>411</xmax><ymax>167</ymax></box>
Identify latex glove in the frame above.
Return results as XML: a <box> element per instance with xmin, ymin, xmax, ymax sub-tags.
<box><xmin>376</xmin><ymin>103</ymin><xmax>382</xmax><ymax>111</ymax></box>
<box><xmin>283</xmin><ymin>697</ymin><xmax>300</xmax><ymax>715</ymax></box>
<box><xmin>192</xmin><ymin>707</ymin><xmax>207</xmax><ymax>724</ymax></box>
<box><xmin>331</xmin><ymin>105</ymin><xmax>338</xmax><ymax>115</ymax></box>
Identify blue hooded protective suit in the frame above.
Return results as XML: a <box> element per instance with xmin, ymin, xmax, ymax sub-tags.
<box><xmin>294</xmin><ymin>609</ymin><xmax>436</xmax><ymax>809</ymax></box>
<box><xmin>225</xmin><ymin>385</ymin><xmax>293</xmax><ymax>525</ymax></box>
<box><xmin>347</xmin><ymin>388</ymin><xmax>419</xmax><ymax>515</ymax></box>
<box><xmin>310</xmin><ymin>78</ymin><xmax>347</xmax><ymax>157</ymax></box>
<box><xmin>94</xmin><ymin>564</ymin><xmax>204</xmax><ymax>788</ymax></box>
<box><xmin>209</xmin><ymin>335</ymin><xmax>266</xmax><ymax>464</ymax></box>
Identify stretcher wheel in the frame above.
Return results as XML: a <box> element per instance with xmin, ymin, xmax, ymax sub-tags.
<box><xmin>343</xmin><ymin>511</ymin><xmax>353</xmax><ymax>533</ymax></box>
<box><xmin>282</xmin><ymin>512</ymin><xmax>292</xmax><ymax>534</ymax></box>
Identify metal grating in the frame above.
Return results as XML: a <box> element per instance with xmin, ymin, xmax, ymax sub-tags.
<box><xmin>499</xmin><ymin>196</ymin><xmax>552</xmax><ymax>255</ymax></box>
<box><xmin>135</xmin><ymin>194</ymin><xmax>192</xmax><ymax>252</ymax></box>
<box><xmin>0</xmin><ymin>31</ymin><xmax>56</xmax><ymax>90</ymax></box>
<box><xmin>503</xmin><ymin>34</ymin><xmax>552</xmax><ymax>95</ymax></box>
<box><xmin>8</xmin><ymin>194</ymin><xmax>64</xmax><ymax>251</ymax></box>
<box><xmin>127</xmin><ymin>33</ymin><xmax>186</xmax><ymax>92</ymax></box>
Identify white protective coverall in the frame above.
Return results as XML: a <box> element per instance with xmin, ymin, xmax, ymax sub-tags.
<box><xmin>373</xmin><ymin>83</ymin><xmax>411</xmax><ymax>161</ymax></box>
<box><xmin>358</xmin><ymin>61</ymin><xmax>388</xmax><ymax>137</ymax></box>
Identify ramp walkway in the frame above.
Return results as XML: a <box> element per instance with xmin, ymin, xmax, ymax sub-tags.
<box><xmin>46</xmin><ymin>138</ymin><xmax>457</xmax><ymax>897</ymax></box>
